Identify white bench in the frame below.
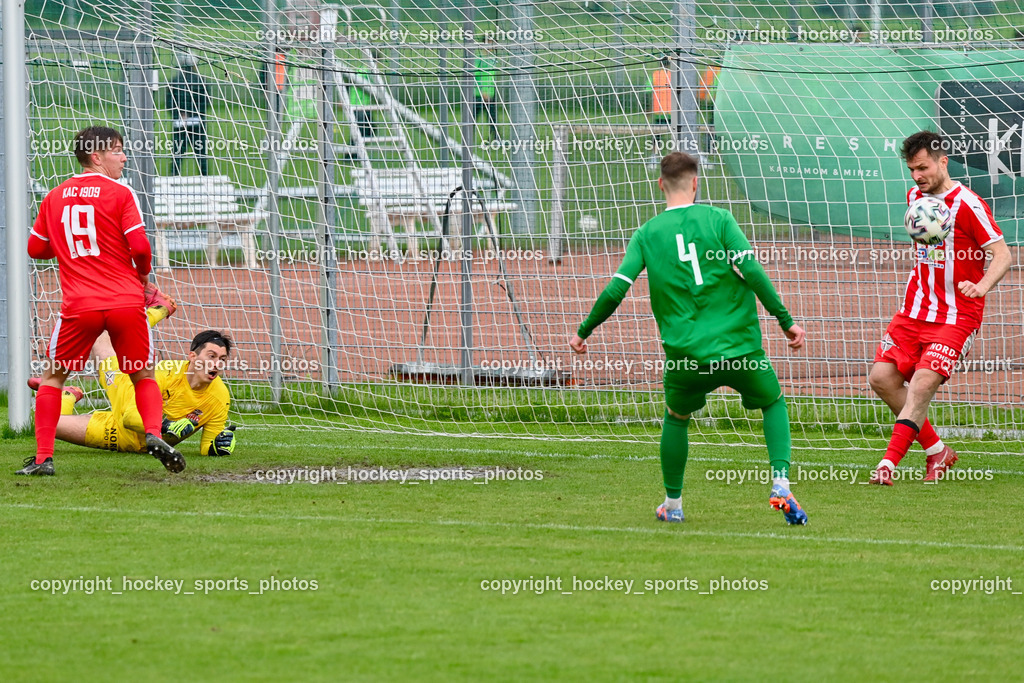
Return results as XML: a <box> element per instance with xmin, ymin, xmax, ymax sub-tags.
<box><xmin>153</xmin><ymin>175</ymin><xmax>266</xmax><ymax>269</ymax></box>
<box><xmin>351</xmin><ymin>167</ymin><xmax>517</xmax><ymax>255</ymax></box>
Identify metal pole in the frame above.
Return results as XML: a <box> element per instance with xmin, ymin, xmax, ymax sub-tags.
<box><xmin>446</xmin><ymin>0</ymin><xmax>461</xmax><ymax>169</ymax></box>
<box><xmin>174</xmin><ymin>0</ymin><xmax>184</xmax><ymax>42</ymax></box>
<box><xmin>316</xmin><ymin>46</ymin><xmax>331</xmax><ymax>392</ymax></box>
<box><xmin>870</xmin><ymin>0</ymin><xmax>882</xmax><ymax>44</ymax></box>
<box><xmin>459</xmin><ymin>4</ymin><xmax>475</xmax><ymax>387</ymax></box>
<box><xmin>922</xmin><ymin>1</ymin><xmax>934</xmax><ymax>44</ymax></box>
<box><xmin>788</xmin><ymin>0</ymin><xmax>799</xmax><ymax>42</ymax></box>
<box><xmin>547</xmin><ymin>125</ymin><xmax>569</xmax><ymax>264</ymax></box>
<box><xmin>389</xmin><ymin>0</ymin><xmax>401</xmax><ymax>88</ymax></box>
<box><xmin>317</xmin><ymin>12</ymin><xmax>339</xmax><ymax>392</ymax></box>
<box><xmin>0</xmin><ymin>11</ymin><xmax>7</xmax><ymax>392</ymax></box>
<box><xmin>510</xmin><ymin>0</ymin><xmax>536</xmax><ymax>236</ymax></box>
<box><xmin>672</xmin><ymin>0</ymin><xmax>698</xmax><ymax>188</ymax></box>
<box><xmin>123</xmin><ymin>2</ymin><xmax>157</xmax><ymax>259</ymax></box>
<box><xmin>612</xmin><ymin>0</ymin><xmax>625</xmax><ymax>108</ymax></box>
<box><xmin>439</xmin><ymin>2</ymin><xmax>450</xmax><ymax>167</ymax></box>
<box><xmin>265</xmin><ymin>0</ymin><xmax>283</xmax><ymax>403</ymax></box>
<box><xmin>4</xmin><ymin>0</ymin><xmax>31</xmax><ymax>429</ymax></box>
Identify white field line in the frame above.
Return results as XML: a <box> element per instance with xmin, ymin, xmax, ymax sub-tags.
<box><xmin>2</xmin><ymin>503</ymin><xmax>1022</xmax><ymax>553</ymax></box>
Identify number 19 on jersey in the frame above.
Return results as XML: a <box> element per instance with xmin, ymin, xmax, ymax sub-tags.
<box><xmin>61</xmin><ymin>204</ymin><xmax>100</xmax><ymax>258</ymax></box>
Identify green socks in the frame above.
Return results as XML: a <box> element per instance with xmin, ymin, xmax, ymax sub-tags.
<box><xmin>661</xmin><ymin>410</ymin><xmax>690</xmax><ymax>498</ymax></box>
<box><xmin>762</xmin><ymin>397</ymin><xmax>791</xmax><ymax>480</ymax></box>
<box><xmin>660</xmin><ymin>399</ymin><xmax>789</xmax><ymax>500</ymax></box>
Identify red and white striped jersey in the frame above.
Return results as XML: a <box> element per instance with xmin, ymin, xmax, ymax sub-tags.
<box><xmin>900</xmin><ymin>182</ymin><xmax>1003</xmax><ymax>327</ymax></box>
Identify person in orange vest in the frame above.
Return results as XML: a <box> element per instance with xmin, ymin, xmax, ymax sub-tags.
<box><xmin>649</xmin><ymin>57</ymin><xmax>672</xmax><ymax>125</ymax></box>
<box><xmin>652</xmin><ymin>59</ymin><xmax>719</xmax><ymax>111</ymax></box>
<box><xmin>698</xmin><ymin>64</ymin><xmax>719</xmax><ymax>105</ymax></box>
<box><xmin>647</xmin><ymin>57</ymin><xmax>672</xmax><ymax>167</ymax></box>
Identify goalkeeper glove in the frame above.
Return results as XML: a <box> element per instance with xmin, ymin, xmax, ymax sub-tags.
<box><xmin>162</xmin><ymin>415</ymin><xmax>199</xmax><ymax>446</ymax></box>
<box><xmin>209</xmin><ymin>425</ymin><xmax>237</xmax><ymax>457</ymax></box>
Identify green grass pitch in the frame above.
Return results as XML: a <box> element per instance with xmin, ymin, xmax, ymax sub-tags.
<box><xmin>2</xmin><ymin>412</ymin><xmax>1023</xmax><ymax>680</ymax></box>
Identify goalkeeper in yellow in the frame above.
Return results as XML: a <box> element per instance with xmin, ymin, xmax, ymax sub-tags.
<box><xmin>570</xmin><ymin>152</ymin><xmax>808</xmax><ymax>525</ymax></box>
<box><xmin>32</xmin><ymin>300</ymin><xmax>237</xmax><ymax>460</ymax></box>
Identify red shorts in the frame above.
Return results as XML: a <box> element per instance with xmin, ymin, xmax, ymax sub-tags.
<box><xmin>47</xmin><ymin>307</ymin><xmax>153</xmax><ymax>374</ymax></box>
<box><xmin>873</xmin><ymin>313</ymin><xmax>977</xmax><ymax>381</ymax></box>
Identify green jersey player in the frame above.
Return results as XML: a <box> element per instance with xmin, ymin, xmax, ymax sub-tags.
<box><xmin>570</xmin><ymin>152</ymin><xmax>808</xmax><ymax>525</ymax></box>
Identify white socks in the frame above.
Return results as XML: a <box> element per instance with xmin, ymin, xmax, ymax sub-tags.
<box><xmin>662</xmin><ymin>496</ymin><xmax>682</xmax><ymax>511</ymax></box>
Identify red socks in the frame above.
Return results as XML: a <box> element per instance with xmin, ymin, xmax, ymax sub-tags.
<box><xmin>916</xmin><ymin>420</ymin><xmax>941</xmax><ymax>451</ymax></box>
<box><xmin>884</xmin><ymin>420</ymin><xmax>920</xmax><ymax>467</ymax></box>
<box><xmin>133</xmin><ymin>377</ymin><xmax>164</xmax><ymax>436</ymax></box>
<box><xmin>34</xmin><ymin>385</ymin><xmax>63</xmax><ymax>462</ymax></box>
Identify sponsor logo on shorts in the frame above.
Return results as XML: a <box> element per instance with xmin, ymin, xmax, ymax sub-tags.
<box><xmin>925</xmin><ymin>343</ymin><xmax>958</xmax><ymax>359</ymax></box>
<box><xmin>102</xmin><ymin>425</ymin><xmax>119</xmax><ymax>451</ymax></box>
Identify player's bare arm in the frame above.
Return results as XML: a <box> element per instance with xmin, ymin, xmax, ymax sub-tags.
<box><xmin>958</xmin><ymin>238</ymin><xmax>1012</xmax><ymax>299</ymax></box>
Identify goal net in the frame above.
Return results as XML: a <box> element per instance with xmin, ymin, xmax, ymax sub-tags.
<box><xmin>15</xmin><ymin>0</ymin><xmax>1024</xmax><ymax>453</ymax></box>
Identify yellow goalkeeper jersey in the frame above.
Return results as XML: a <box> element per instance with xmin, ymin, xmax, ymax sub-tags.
<box><xmin>88</xmin><ymin>358</ymin><xmax>231</xmax><ymax>454</ymax></box>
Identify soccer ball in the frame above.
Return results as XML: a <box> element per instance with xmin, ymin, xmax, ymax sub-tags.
<box><xmin>904</xmin><ymin>197</ymin><xmax>952</xmax><ymax>246</ymax></box>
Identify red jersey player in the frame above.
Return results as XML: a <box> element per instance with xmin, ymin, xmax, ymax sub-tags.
<box><xmin>17</xmin><ymin>126</ymin><xmax>185</xmax><ymax>476</ymax></box>
<box><xmin>868</xmin><ymin>131</ymin><xmax>1012</xmax><ymax>485</ymax></box>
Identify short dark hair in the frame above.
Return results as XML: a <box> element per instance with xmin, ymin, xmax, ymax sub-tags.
<box><xmin>73</xmin><ymin>126</ymin><xmax>123</xmax><ymax>167</ymax></box>
<box><xmin>660</xmin><ymin>152</ymin><xmax>699</xmax><ymax>190</ymax></box>
<box><xmin>191</xmin><ymin>330</ymin><xmax>233</xmax><ymax>355</ymax></box>
<box><xmin>901</xmin><ymin>130</ymin><xmax>948</xmax><ymax>162</ymax></box>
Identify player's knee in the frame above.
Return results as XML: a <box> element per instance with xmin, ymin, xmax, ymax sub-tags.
<box><xmin>127</xmin><ymin>368</ymin><xmax>155</xmax><ymax>384</ymax></box>
<box><xmin>868</xmin><ymin>365</ymin><xmax>899</xmax><ymax>395</ymax></box>
<box><xmin>909</xmin><ymin>368</ymin><xmax>944</xmax><ymax>395</ymax></box>
<box><xmin>666</xmin><ymin>407</ymin><xmax>690</xmax><ymax>421</ymax></box>
<box><xmin>40</xmin><ymin>361</ymin><xmax>71</xmax><ymax>384</ymax></box>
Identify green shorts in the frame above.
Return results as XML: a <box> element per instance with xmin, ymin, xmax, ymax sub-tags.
<box><xmin>663</xmin><ymin>350</ymin><xmax>783</xmax><ymax>416</ymax></box>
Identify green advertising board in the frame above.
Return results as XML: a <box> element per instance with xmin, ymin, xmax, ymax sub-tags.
<box><xmin>714</xmin><ymin>44</ymin><xmax>1024</xmax><ymax>243</ymax></box>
